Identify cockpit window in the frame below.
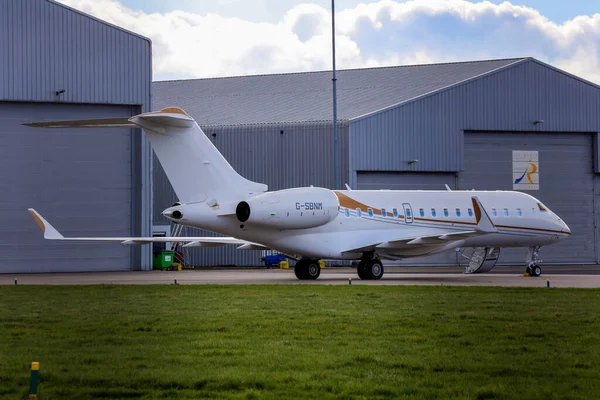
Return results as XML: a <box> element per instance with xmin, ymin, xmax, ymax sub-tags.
<box><xmin>538</xmin><ymin>202</ymin><xmax>548</xmax><ymax>212</ymax></box>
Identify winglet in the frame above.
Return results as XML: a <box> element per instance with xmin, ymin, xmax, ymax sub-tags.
<box><xmin>345</xmin><ymin>183</ymin><xmax>353</xmax><ymax>191</ymax></box>
<box><xmin>445</xmin><ymin>184</ymin><xmax>452</xmax><ymax>191</ymax></box>
<box><xmin>27</xmin><ymin>209</ymin><xmax>64</xmax><ymax>239</ymax></box>
<box><xmin>471</xmin><ymin>197</ymin><xmax>497</xmax><ymax>233</ymax></box>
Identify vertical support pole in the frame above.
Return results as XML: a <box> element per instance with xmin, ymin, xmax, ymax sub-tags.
<box><xmin>29</xmin><ymin>362</ymin><xmax>39</xmax><ymax>399</ymax></box>
<box><xmin>331</xmin><ymin>0</ymin><xmax>339</xmax><ymax>189</ymax></box>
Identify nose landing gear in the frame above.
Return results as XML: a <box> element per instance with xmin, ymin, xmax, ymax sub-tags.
<box><xmin>526</xmin><ymin>246</ymin><xmax>543</xmax><ymax>277</ymax></box>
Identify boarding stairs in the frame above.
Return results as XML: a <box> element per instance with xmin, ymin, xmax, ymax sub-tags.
<box><xmin>457</xmin><ymin>247</ymin><xmax>500</xmax><ymax>274</ymax></box>
<box><xmin>170</xmin><ymin>223</ymin><xmax>187</xmax><ymax>268</ymax></box>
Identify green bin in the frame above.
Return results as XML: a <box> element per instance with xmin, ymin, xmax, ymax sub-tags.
<box><xmin>153</xmin><ymin>251</ymin><xmax>175</xmax><ymax>270</ymax></box>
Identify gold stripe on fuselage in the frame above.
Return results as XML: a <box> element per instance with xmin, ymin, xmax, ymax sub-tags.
<box><xmin>334</xmin><ymin>192</ymin><xmax>569</xmax><ymax>236</ymax></box>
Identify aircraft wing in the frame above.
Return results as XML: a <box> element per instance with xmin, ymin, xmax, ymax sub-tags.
<box><xmin>28</xmin><ymin>209</ymin><xmax>268</xmax><ymax>250</ymax></box>
<box><xmin>342</xmin><ymin>196</ymin><xmax>497</xmax><ymax>253</ymax></box>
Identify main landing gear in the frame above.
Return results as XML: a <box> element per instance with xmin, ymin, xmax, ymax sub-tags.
<box><xmin>526</xmin><ymin>246</ymin><xmax>543</xmax><ymax>277</ymax></box>
<box><xmin>294</xmin><ymin>259</ymin><xmax>321</xmax><ymax>280</ymax></box>
<box><xmin>356</xmin><ymin>254</ymin><xmax>384</xmax><ymax>280</ymax></box>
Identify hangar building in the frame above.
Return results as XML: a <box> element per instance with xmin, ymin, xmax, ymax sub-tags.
<box><xmin>153</xmin><ymin>57</ymin><xmax>600</xmax><ymax>267</ymax></box>
<box><xmin>1</xmin><ymin>0</ymin><xmax>153</xmax><ymax>273</ymax></box>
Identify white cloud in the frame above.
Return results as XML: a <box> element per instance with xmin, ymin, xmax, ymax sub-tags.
<box><xmin>58</xmin><ymin>0</ymin><xmax>600</xmax><ymax>84</ymax></box>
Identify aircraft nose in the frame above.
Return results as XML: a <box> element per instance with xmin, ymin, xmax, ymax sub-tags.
<box><xmin>557</xmin><ymin>218</ymin><xmax>571</xmax><ymax>235</ymax></box>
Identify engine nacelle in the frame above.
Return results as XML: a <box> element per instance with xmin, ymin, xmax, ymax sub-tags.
<box><xmin>236</xmin><ymin>187</ymin><xmax>339</xmax><ymax>229</ymax></box>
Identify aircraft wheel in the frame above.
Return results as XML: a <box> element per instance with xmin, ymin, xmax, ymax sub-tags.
<box><xmin>360</xmin><ymin>259</ymin><xmax>384</xmax><ymax>280</ymax></box>
<box><xmin>368</xmin><ymin>259</ymin><xmax>384</xmax><ymax>280</ymax></box>
<box><xmin>357</xmin><ymin>262</ymin><xmax>367</xmax><ymax>280</ymax></box>
<box><xmin>306</xmin><ymin>260</ymin><xmax>321</xmax><ymax>280</ymax></box>
<box><xmin>294</xmin><ymin>259</ymin><xmax>320</xmax><ymax>280</ymax></box>
<box><xmin>356</xmin><ymin>262</ymin><xmax>367</xmax><ymax>279</ymax></box>
<box><xmin>530</xmin><ymin>264</ymin><xmax>542</xmax><ymax>277</ymax></box>
<box><xmin>294</xmin><ymin>260</ymin><xmax>308</xmax><ymax>279</ymax></box>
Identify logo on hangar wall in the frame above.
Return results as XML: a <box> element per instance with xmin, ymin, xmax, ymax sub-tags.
<box><xmin>513</xmin><ymin>150</ymin><xmax>539</xmax><ymax>191</ymax></box>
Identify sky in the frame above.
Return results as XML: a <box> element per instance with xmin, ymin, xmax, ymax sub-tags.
<box><xmin>57</xmin><ymin>0</ymin><xmax>600</xmax><ymax>83</ymax></box>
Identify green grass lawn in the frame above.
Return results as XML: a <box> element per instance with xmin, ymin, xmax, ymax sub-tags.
<box><xmin>0</xmin><ymin>285</ymin><xmax>599</xmax><ymax>399</ymax></box>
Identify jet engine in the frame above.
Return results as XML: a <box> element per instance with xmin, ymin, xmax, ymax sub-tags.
<box><xmin>235</xmin><ymin>187</ymin><xmax>339</xmax><ymax>229</ymax></box>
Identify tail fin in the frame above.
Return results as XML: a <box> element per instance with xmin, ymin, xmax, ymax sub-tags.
<box><xmin>129</xmin><ymin>107</ymin><xmax>267</xmax><ymax>204</ymax></box>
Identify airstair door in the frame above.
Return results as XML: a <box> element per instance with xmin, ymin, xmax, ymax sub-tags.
<box><xmin>403</xmin><ymin>203</ymin><xmax>413</xmax><ymax>224</ymax></box>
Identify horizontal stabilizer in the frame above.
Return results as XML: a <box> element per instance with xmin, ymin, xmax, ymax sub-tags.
<box><xmin>23</xmin><ymin>117</ymin><xmax>135</xmax><ymax>128</ymax></box>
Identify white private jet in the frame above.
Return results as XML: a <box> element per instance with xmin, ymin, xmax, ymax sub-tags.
<box><xmin>26</xmin><ymin>107</ymin><xmax>571</xmax><ymax>280</ymax></box>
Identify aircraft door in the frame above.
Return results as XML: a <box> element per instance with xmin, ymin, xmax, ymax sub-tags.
<box><xmin>403</xmin><ymin>203</ymin><xmax>413</xmax><ymax>224</ymax></box>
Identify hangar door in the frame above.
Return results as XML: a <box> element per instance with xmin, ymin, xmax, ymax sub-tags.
<box><xmin>0</xmin><ymin>102</ymin><xmax>136</xmax><ymax>273</ymax></box>
<box><xmin>356</xmin><ymin>172</ymin><xmax>459</xmax><ymax>266</ymax></box>
<box><xmin>460</xmin><ymin>132</ymin><xmax>595</xmax><ymax>265</ymax></box>
<box><xmin>357</xmin><ymin>172</ymin><xmax>456</xmax><ymax>191</ymax></box>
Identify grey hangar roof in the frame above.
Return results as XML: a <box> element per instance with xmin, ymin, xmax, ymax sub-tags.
<box><xmin>152</xmin><ymin>58</ymin><xmax>527</xmax><ymax>126</ymax></box>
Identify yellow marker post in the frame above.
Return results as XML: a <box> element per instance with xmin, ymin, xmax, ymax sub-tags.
<box><xmin>29</xmin><ymin>362</ymin><xmax>39</xmax><ymax>399</ymax></box>
<box><xmin>348</xmin><ymin>277</ymin><xmax>352</xmax><ymax>285</ymax></box>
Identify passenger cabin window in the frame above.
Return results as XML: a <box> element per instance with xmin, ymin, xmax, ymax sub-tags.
<box><xmin>467</xmin><ymin>208</ymin><xmax>473</xmax><ymax>217</ymax></box>
<box><xmin>431</xmin><ymin>208</ymin><xmax>437</xmax><ymax>217</ymax></box>
<box><xmin>455</xmin><ymin>208</ymin><xmax>461</xmax><ymax>217</ymax></box>
<box><xmin>419</xmin><ymin>208</ymin><xmax>425</xmax><ymax>217</ymax></box>
<box><xmin>393</xmin><ymin>208</ymin><xmax>398</xmax><ymax>217</ymax></box>
<box><xmin>406</xmin><ymin>208</ymin><xmax>412</xmax><ymax>218</ymax></box>
<box><xmin>443</xmin><ymin>208</ymin><xmax>449</xmax><ymax>217</ymax></box>
<box><xmin>367</xmin><ymin>208</ymin><xmax>374</xmax><ymax>217</ymax></box>
<box><xmin>491</xmin><ymin>208</ymin><xmax>497</xmax><ymax>217</ymax></box>
<box><xmin>344</xmin><ymin>209</ymin><xmax>350</xmax><ymax>217</ymax></box>
<box><xmin>503</xmin><ymin>208</ymin><xmax>509</xmax><ymax>217</ymax></box>
<box><xmin>356</xmin><ymin>208</ymin><xmax>362</xmax><ymax>217</ymax></box>
<box><xmin>381</xmin><ymin>208</ymin><xmax>387</xmax><ymax>217</ymax></box>
<box><xmin>517</xmin><ymin>208</ymin><xmax>522</xmax><ymax>217</ymax></box>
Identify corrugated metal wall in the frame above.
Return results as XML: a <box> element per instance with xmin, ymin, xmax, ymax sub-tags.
<box><xmin>349</xmin><ymin>58</ymin><xmax>600</xmax><ymax>265</ymax></box>
<box><xmin>0</xmin><ymin>0</ymin><xmax>151</xmax><ymax>105</ymax></box>
<box><xmin>356</xmin><ymin>172</ymin><xmax>456</xmax><ymax>191</ymax></box>
<box><xmin>153</xmin><ymin>121</ymin><xmax>348</xmax><ymax>266</ymax></box>
<box><xmin>349</xmin><ymin>59</ymin><xmax>600</xmax><ymax>179</ymax></box>
<box><xmin>0</xmin><ymin>103</ymin><xmax>135</xmax><ymax>273</ymax></box>
<box><xmin>0</xmin><ymin>0</ymin><xmax>153</xmax><ymax>271</ymax></box>
<box><xmin>460</xmin><ymin>132</ymin><xmax>596</xmax><ymax>265</ymax></box>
